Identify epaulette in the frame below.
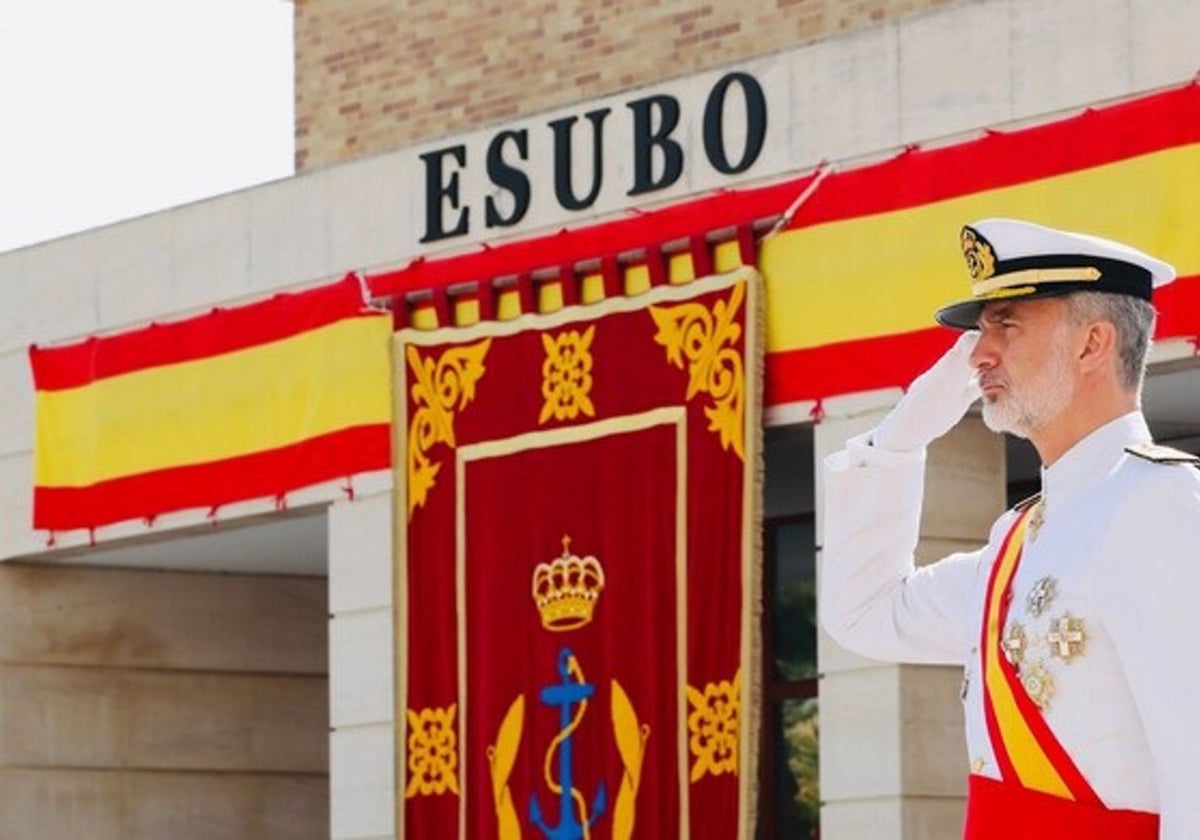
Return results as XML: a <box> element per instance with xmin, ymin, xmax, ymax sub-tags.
<box><xmin>1124</xmin><ymin>443</ymin><xmax>1200</xmax><ymax>466</ymax></box>
<box><xmin>1012</xmin><ymin>492</ymin><xmax>1042</xmax><ymax>512</ymax></box>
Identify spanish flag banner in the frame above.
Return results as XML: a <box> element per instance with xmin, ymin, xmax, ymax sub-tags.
<box><xmin>395</xmin><ymin>268</ymin><xmax>762</xmax><ymax>838</ymax></box>
<box><xmin>29</xmin><ymin>275</ymin><xmax>393</xmax><ymax>533</ymax></box>
<box><xmin>759</xmin><ymin>81</ymin><xmax>1200</xmax><ymax>406</ymax></box>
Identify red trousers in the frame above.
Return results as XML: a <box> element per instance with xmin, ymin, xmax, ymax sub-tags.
<box><xmin>964</xmin><ymin>774</ymin><xmax>1159</xmax><ymax>839</ymax></box>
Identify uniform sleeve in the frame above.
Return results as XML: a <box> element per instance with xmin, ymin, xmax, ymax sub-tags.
<box><xmin>819</xmin><ymin>433</ymin><xmax>990</xmax><ymax>665</ymax></box>
<box><xmin>1096</xmin><ymin>467</ymin><xmax>1200</xmax><ymax>839</ymax></box>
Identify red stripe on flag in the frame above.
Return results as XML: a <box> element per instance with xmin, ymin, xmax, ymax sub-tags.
<box><xmin>1153</xmin><ymin>274</ymin><xmax>1200</xmax><ymax>340</ymax></box>
<box><xmin>32</xmin><ymin>423</ymin><xmax>391</xmax><ymax>531</ymax></box>
<box><xmin>764</xmin><ymin>274</ymin><xmax>1200</xmax><ymax>407</ymax></box>
<box><xmin>765</xmin><ymin>328</ymin><xmax>956</xmax><ymax>406</ymax></box>
<box><xmin>31</xmin><ymin>274</ymin><xmax>370</xmax><ymax>391</ymax></box>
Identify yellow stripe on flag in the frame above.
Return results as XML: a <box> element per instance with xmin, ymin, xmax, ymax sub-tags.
<box><xmin>760</xmin><ymin>143</ymin><xmax>1200</xmax><ymax>352</ymax></box>
<box><xmin>35</xmin><ymin>315</ymin><xmax>393</xmax><ymax>488</ymax></box>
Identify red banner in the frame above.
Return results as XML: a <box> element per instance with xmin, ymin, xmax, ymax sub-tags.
<box><xmin>396</xmin><ymin>268</ymin><xmax>763</xmax><ymax>838</ymax></box>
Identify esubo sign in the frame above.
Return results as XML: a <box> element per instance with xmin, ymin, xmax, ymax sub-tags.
<box><xmin>420</xmin><ymin>71</ymin><xmax>769</xmax><ymax>244</ymax></box>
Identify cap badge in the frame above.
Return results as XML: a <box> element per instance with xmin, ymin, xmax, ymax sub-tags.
<box><xmin>961</xmin><ymin>226</ymin><xmax>996</xmax><ymax>282</ymax></box>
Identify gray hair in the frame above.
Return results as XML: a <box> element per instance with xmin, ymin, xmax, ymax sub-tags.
<box><xmin>1064</xmin><ymin>291</ymin><xmax>1156</xmax><ymax>392</ymax></box>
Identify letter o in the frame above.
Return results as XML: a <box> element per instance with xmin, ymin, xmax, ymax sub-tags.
<box><xmin>702</xmin><ymin>72</ymin><xmax>768</xmax><ymax>175</ymax></box>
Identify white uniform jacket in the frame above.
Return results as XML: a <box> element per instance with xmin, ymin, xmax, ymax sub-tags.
<box><xmin>820</xmin><ymin>412</ymin><xmax>1200</xmax><ymax>838</ymax></box>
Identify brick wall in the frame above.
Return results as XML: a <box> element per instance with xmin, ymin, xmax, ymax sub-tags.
<box><xmin>294</xmin><ymin>0</ymin><xmax>960</xmax><ymax>170</ymax></box>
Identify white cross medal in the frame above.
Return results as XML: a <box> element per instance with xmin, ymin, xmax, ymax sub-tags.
<box><xmin>1047</xmin><ymin>613</ymin><xmax>1087</xmax><ymax>663</ymax></box>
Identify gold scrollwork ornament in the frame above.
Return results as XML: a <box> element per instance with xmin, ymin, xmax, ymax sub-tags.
<box><xmin>650</xmin><ymin>283</ymin><xmax>746</xmax><ymax>459</ymax></box>
<box><xmin>405</xmin><ymin>339</ymin><xmax>491</xmax><ymax>518</ymax></box>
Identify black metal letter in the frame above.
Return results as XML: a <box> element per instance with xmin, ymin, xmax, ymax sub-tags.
<box><xmin>627</xmin><ymin>94</ymin><xmax>684</xmax><ymax>196</ymax></box>
<box><xmin>419</xmin><ymin>145</ymin><xmax>469</xmax><ymax>243</ymax></box>
<box><xmin>703</xmin><ymin>72</ymin><xmax>768</xmax><ymax>175</ymax></box>
<box><xmin>485</xmin><ymin>130</ymin><xmax>531</xmax><ymax>229</ymax></box>
<box><xmin>549</xmin><ymin>108</ymin><xmax>610</xmax><ymax>211</ymax></box>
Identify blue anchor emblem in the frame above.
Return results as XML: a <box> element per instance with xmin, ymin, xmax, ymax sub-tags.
<box><xmin>530</xmin><ymin>648</ymin><xmax>607</xmax><ymax>839</ymax></box>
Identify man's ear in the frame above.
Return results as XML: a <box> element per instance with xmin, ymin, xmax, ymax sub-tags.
<box><xmin>1078</xmin><ymin>320</ymin><xmax>1117</xmax><ymax>374</ymax></box>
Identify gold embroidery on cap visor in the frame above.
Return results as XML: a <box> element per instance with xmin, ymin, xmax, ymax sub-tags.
<box><xmin>970</xmin><ymin>267</ymin><xmax>1102</xmax><ymax>297</ymax></box>
<box><xmin>976</xmin><ymin>285</ymin><xmax>1038</xmax><ymax>302</ymax></box>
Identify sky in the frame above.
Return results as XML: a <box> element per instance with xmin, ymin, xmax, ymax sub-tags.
<box><xmin>0</xmin><ymin>0</ymin><xmax>294</xmax><ymax>254</ymax></box>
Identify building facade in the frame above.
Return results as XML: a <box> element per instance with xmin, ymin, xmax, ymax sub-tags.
<box><xmin>2</xmin><ymin>1</ymin><xmax>1199</xmax><ymax>837</ymax></box>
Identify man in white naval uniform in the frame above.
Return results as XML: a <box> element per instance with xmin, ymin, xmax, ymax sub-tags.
<box><xmin>820</xmin><ymin>219</ymin><xmax>1200</xmax><ymax>838</ymax></box>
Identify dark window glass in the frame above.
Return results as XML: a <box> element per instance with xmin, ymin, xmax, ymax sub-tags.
<box><xmin>759</xmin><ymin>423</ymin><xmax>818</xmax><ymax>838</ymax></box>
<box><xmin>770</xmin><ymin>518</ymin><xmax>817</xmax><ymax>681</ymax></box>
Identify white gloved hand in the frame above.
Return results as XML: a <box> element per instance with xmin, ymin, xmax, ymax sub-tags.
<box><xmin>870</xmin><ymin>332</ymin><xmax>981</xmax><ymax>452</ymax></box>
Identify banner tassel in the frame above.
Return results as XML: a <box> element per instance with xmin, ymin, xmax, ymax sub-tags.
<box><xmin>809</xmin><ymin>398</ymin><xmax>826</xmax><ymax>424</ymax></box>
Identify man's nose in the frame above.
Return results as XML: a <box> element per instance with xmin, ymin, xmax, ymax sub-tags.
<box><xmin>969</xmin><ymin>331</ymin><xmax>997</xmax><ymax>371</ymax></box>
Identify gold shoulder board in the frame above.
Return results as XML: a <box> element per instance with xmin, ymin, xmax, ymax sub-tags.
<box><xmin>1125</xmin><ymin>443</ymin><xmax>1200</xmax><ymax>465</ymax></box>
<box><xmin>1012</xmin><ymin>492</ymin><xmax>1042</xmax><ymax>512</ymax></box>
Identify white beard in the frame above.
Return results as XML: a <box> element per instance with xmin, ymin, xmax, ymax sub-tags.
<box><xmin>980</xmin><ymin>326</ymin><xmax>1077</xmax><ymax>438</ymax></box>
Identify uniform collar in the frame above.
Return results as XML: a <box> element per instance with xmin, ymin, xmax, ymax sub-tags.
<box><xmin>1039</xmin><ymin>411</ymin><xmax>1151</xmax><ymax>514</ymax></box>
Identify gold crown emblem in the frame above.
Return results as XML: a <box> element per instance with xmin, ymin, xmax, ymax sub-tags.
<box><xmin>531</xmin><ymin>536</ymin><xmax>605</xmax><ymax>632</ymax></box>
<box><xmin>961</xmin><ymin>226</ymin><xmax>996</xmax><ymax>282</ymax></box>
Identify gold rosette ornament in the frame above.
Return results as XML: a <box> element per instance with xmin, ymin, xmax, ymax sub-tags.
<box><xmin>405</xmin><ymin>703</ymin><xmax>460</xmax><ymax>798</ymax></box>
<box><xmin>686</xmin><ymin>669</ymin><xmax>740</xmax><ymax>782</ymax></box>
<box><xmin>539</xmin><ymin>326</ymin><xmax>597</xmax><ymax>424</ymax></box>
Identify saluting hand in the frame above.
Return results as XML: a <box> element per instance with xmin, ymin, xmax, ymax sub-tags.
<box><xmin>871</xmin><ymin>331</ymin><xmax>981</xmax><ymax>452</ymax></box>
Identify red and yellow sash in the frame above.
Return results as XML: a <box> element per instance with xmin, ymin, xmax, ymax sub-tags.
<box><xmin>978</xmin><ymin>503</ymin><xmax>1101</xmax><ymax>803</ymax></box>
<box><xmin>966</xmin><ymin>505</ymin><xmax>1160</xmax><ymax>837</ymax></box>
